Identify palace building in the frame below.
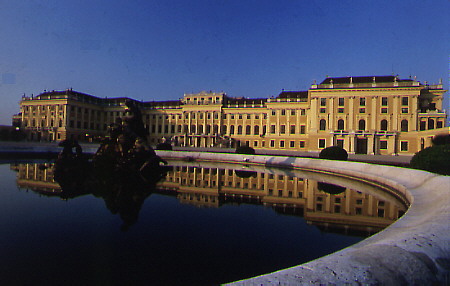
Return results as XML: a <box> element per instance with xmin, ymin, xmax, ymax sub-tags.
<box><xmin>14</xmin><ymin>75</ymin><xmax>448</xmax><ymax>155</ymax></box>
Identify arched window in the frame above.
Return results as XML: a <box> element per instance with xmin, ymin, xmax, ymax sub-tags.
<box><xmin>213</xmin><ymin>125</ymin><xmax>218</xmax><ymax>134</ymax></box>
<box><xmin>401</xmin><ymin>120</ymin><xmax>408</xmax><ymax>132</ymax></box>
<box><xmin>230</xmin><ymin>125</ymin><xmax>235</xmax><ymax>135</ymax></box>
<box><xmin>319</xmin><ymin>119</ymin><xmax>326</xmax><ymax>130</ymax></box>
<box><xmin>222</xmin><ymin>125</ymin><xmax>227</xmax><ymax>134</ymax></box>
<box><xmin>254</xmin><ymin>125</ymin><xmax>260</xmax><ymax>135</ymax></box>
<box><xmin>237</xmin><ymin>125</ymin><xmax>243</xmax><ymax>135</ymax></box>
<box><xmin>358</xmin><ymin>119</ymin><xmax>366</xmax><ymax>131</ymax></box>
<box><xmin>337</xmin><ymin>119</ymin><xmax>344</xmax><ymax>130</ymax></box>
<box><xmin>380</xmin><ymin>119</ymin><xmax>388</xmax><ymax>131</ymax></box>
<box><xmin>428</xmin><ymin>118</ymin><xmax>435</xmax><ymax>130</ymax></box>
<box><xmin>245</xmin><ymin>125</ymin><xmax>251</xmax><ymax>135</ymax></box>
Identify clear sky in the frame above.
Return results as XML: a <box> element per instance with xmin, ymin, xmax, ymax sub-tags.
<box><xmin>0</xmin><ymin>0</ymin><xmax>448</xmax><ymax>125</ymax></box>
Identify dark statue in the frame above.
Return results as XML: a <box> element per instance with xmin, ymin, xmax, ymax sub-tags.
<box><xmin>54</xmin><ymin>100</ymin><xmax>170</xmax><ymax>230</ymax></box>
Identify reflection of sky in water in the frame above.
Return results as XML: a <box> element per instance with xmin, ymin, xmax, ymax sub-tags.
<box><xmin>0</xmin><ymin>162</ymin><xmax>400</xmax><ymax>285</ymax></box>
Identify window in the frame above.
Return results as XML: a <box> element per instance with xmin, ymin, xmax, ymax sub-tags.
<box><xmin>290</xmin><ymin>125</ymin><xmax>295</xmax><ymax>134</ymax></box>
<box><xmin>290</xmin><ymin>110</ymin><xmax>296</xmax><ymax>116</ymax></box>
<box><xmin>231</xmin><ymin>114</ymin><xmax>235</xmax><ymax>119</ymax></box>
<box><xmin>380</xmin><ymin>140</ymin><xmax>387</xmax><ymax>149</ymax></box>
<box><xmin>401</xmin><ymin>97</ymin><xmax>408</xmax><ymax>106</ymax></box>
<box><xmin>360</xmin><ymin>98</ymin><xmax>366</xmax><ymax>106</ymax></box>
<box><xmin>319</xmin><ymin>119</ymin><xmax>326</xmax><ymax>130</ymax></box>
<box><xmin>238</xmin><ymin>114</ymin><xmax>242</xmax><ymax>119</ymax></box>
<box><xmin>381</xmin><ymin>108</ymin><xmax>388</xmax><ymax>114</ymax></box>
<box><xmin>380</xmin><ymin>119</ymin><xmax>388</xmax><ymax>131</ymax></box>
<box><xmin>230</xmin><ymin>125</ymin><xmax>235</xmax><ymax>135</ymax></box>
<box><xmin>254</xmin><ymin>141</ymin><xmax>258</xmax><ymax>147</ymax></box>
<box><xmin>300</xmin><ymin>125</ymin><xmax>306</xmax><ymax>134</ymax></box>
<box><xmin>320</xmin><ymin>98</ymin><xmax>326</xmax><ymax>106</ymax></box>
<box><xmin>254</xmin><ymin>125</ymin><xmax>259</xmax><ymax>135</ymax></box>
<box><xmin>290</xmin><ymin>141</ymin><xmax>295</xmax><ymax>148</ymax></box>
<box><xmin>280</xmin><ymin>140</ymin><xmax>285</xmax><ymax>148</ymax></box>
<box><xmin>299</xmin><ymin>141</ymin><xmax>305</xmax><ymax>148</ymax></box>
<box><xmin>382</xmin><ymin>97</ymin><xmax>388</xmax><ymax>106</ymax></box>
<box><xmin>270</xmin><ymin>140</ymin><xmax>275</xmax><ymax>147</ymax></box>
<box><xmin>320</xmin><ymin>108</ymin><xmax>326</xmax><ymax>113</ymax></box>
<box><xmin>338</xmin><ymin>108</ymin><xmax>344</xmax><ymax>113</ymax></box>
<box><xmin>301</xmin><ymin>109</ymin><xmax>306</xmax><ymax>116</ymax></box>
<box><xmin>271</xmin><ymin>110</ymin><xmax>276</xmax><ymax>116</ymax></box>
<box><xmin>428</xmin><ymin>119</ymin><xmax>435</xmax><ymax>129</ymax></box>
<box><xmin>270</xmin><ymin>125</ymin><xmax>276</xmax><ymax>133</ymax></box>
<box><xmin>247</xmin><ymin>114</ymin><xmax>251</xmax><ymax>119</ymax></box>
<box><xmin>237</xmin><ymin>125</ymin><xmax>243</xmax><ymax>134</ymax></box>
<box><xmin>401</xmin><ymin>108</ymin><xmax>408</xmax><ymax>113</ymax></box>
<box><xmin>400</xmin><ymin>141</ymin><xmax>408</xmax><ymax>151</ymax></box>
<box><xmin>245</xmin><ymin>125</ymin><xmax>251</xmax><ymax>135</ymax></box>
<box><xmin>358</xmin><ymin>119</ymin><xmax>366</xmax><ymax>131</ymax></box>
<box><xmin>437</xmin><ymin>121</ymin><xmax>443</xmax><ymax>128</ymax></box>
<box><xmin>338</xmin><ymin>98</ymin><xmax>345</xmax><ymax>106</ymax></box>
<box><xmin>337</xmin><ymin>119</ymin><xmax>344</xmax><ymax>130</ymax></box>
<box><xmin>281</xmin><ymin>110</ymin><xmax>286</xmax><ymax>116</ymax></box>
<box><xmin>280</xmin><ymin>125</ymin><xmax>286</xmax><ymax>134</ymax></box>
<box><xmin>401</xmin><ymin>120</ymin><xmax>408</xmax><ymax>132</ymax></box>
<box><xmin>319</xmin><ymin>139</ymin><xmax>326</xmax><ymax>148</ymax></box>
<box><xmin>359</xmin><ymin>108</ymin><xmax>365</xmax><ymax>113</ymax></box>
<box><xmin>420</xmin><ymin>121</ymin><xmax>426</xmax><ymax>130</ymax></box>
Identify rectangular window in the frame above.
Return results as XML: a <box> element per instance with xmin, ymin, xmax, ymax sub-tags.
<box><xmin>270</xmin><ymin>140</ymin><xmax>275</xmax><ymax>147</ymax></box>
<box><xmin>299</xmin><ymin>141</ymin><xmax>305</xmax><ymax>148</ymax></box>
<box><xmin>270</xmin><ymin>125</ymin><xmax>276</xmax><ymax>134</ymax></box>
<box><xmin>401</xmin><ymin>108</ymin><xmax>408</xmax><ymax>113</ymax></box>
<box><xmin>281</xmin><ymin>110</ymin><xmax>286</xmax><ymax>116</ymax></box>
<box><xmin>290</xmin><ymin>125</ymin><xmax>295</xmax><ymax>134</ymax></box>
<box><xmin>381</xmin><ymin>108</ymin><xmax>388</xmax><ymax>114</ymax></box>
<box><xmin>380</xmin><ymin>140</ymin><xmax>387</xmax><ymax>149</ymax></box>
<box><xmin>401</xmin><ymin>97</ymin><xmax>408</xmax><ymax>106</ymax></box>
<box><xmin>271</xmin><ymin>110</ymin><xmax>276</xmax><ymax>116</ymax></box>
<box><xmin>400</xmin><ymin>141</ymin><xmax>408</xmax><ymax>151</ymax></box>
<box><xmin>420</xmin><ymin>121</ymin><xmax>426</xmax><ymax>130</ymax></box>
<box><xmin>318</xmin><ymin>139</ymin><xmax>326</xmax><ymax>148</ymax></box>
<box><xmin>320</xmin><ymin>98</ymin><xmax>326</xmax><ymax>106</ymax></box>
<box><xmin>290</xmin><ymin>141</ymin><xmax>295</xmax><ymax>148</ymax></box>
<box><xmin>238</xmin><ymin>114</ymin><xmax>242</xmax><ymax>119</ymax></box>
<box><xmin>337</xmin><ymin>139</ymin><xmax>344</xmax><ymax>149</ymax></box>
<box><xmin>338</xmin><ymin>108</ymin><xmax>344</xmax><ymax>113</ymax></box>
<box><xmin>382</xmin><ymin>97</ymin><xmax>388</xmax><ymax>106</ymax></box>
<box><xmin>301</xmin><ymin>109</ymin><xmax>306</xmax><ymax>116</ymax></box>
<box><xmin>338</xmin><ymin>97</ymin><xmax>345</xmax><ymax>106</ymax></box>
<box><xmin>280</xmin><ymin>140</ymin><xmax>285</xmax><ymax>148</ymax></box>
<box><xmin>280</xmin><ymin>125</ymin><xmax>286</xmax><ymax>134</ymax></box>
<box><xmin>254</xmin><ymin>141</ymin><xmax>258</xmax><ymax>147</ymax></box>
<box><xmin>359</xmin><ymin>108</ymin><xmax>365</xmax><ymax>113</ymax></box>
<box><xmin>360</xmin><ymin>98</ymin><xmax>366</xmax><ymax>106</ymax></box>
<box><xmin>300</xmin><ymin>125</ymin><xmax>306</xmax><ymax>134</ymax></box>
<box><xmin>320</xmin><ymin>108</ymin><xmax>326</xmax><ymax>113</ymax></box>
<box><xmin>290</xmin><ymin>110</ymin><xmax>296</xmax><ymax>116</ymax></box>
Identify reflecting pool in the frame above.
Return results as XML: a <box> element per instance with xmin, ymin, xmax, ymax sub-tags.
<box><xmin>0</xmin><ymin>161</ymin><xmax>406</xmax><ymax>285</ymax></box>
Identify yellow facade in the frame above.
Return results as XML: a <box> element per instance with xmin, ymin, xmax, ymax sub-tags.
<box><xmin>15</xmin><ymin>75</ymin><xmax>448</xmax><ymax>155</ymax></box>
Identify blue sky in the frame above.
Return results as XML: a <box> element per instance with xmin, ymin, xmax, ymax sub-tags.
<box><xmin>0</xmin><ymin>0</ymin><xmax>448</xmax><ymax>125</ymax></box>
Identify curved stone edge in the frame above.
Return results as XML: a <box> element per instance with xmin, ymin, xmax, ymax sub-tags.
<box><xmin>156</xmin><ymin>150</ymin><xmax>450</xmax><ymax>285</ymax></box>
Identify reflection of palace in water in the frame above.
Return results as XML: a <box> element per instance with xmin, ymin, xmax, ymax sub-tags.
<box><xmin>12</xmin><ymin>162</ymin><xmax>407</xmax><ymax>236</ymax></box>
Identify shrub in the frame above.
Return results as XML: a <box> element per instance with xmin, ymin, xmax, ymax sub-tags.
<box><xmin>156</xmin><ymin>142</ymin><xmax>173</xmax><ymax>150</ymax></box>
<box><xmin>432</xmin><ymin>134</ymin><xmax>450</xmax><ymax>146</ymax></box>
<box><xmin>319</xmin><ymin>146</ymin><xmax>348</xmax><ymax>161</ymax></box>
<box><xmin>410</xmin><ymin>144</ymin><xmax>450</xmax><ymax>175</ymax></box>
<box><xmin>235</xmin><ymin>145</ymin><xmax>255</xmax><ymax>155</ymax></box>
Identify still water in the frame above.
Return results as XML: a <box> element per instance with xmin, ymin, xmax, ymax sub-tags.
<box><xmin>0</xmin><ymin>161</ymin><xmax>406</xmax><ymax>285</ymax></box>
